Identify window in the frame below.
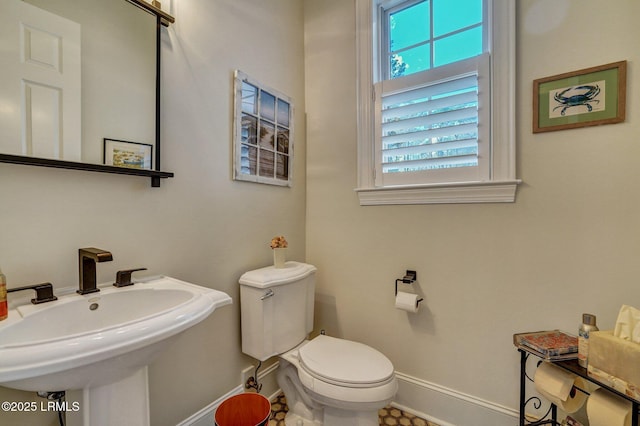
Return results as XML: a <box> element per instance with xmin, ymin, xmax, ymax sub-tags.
<box><xmin>355</xmin><ymin>0</ymin><xmax>519</xmax><ymax>205</ymax></box>
<box><xmin>382</xmin><ymin>0</ymin><xmax>483</xmax><ymax>79</ymax></box>
<box><xmin>233</xmin><ymin>70</ymin><xmax>293</xmax><ymax>186</ymax></box>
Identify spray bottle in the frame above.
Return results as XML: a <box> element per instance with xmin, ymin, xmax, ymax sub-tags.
<box><xmin>578</xmin><ymin>313</ymin><xmax>598</xmax><ymax>368</ymax></box>
<box><xmin>0</xmin><ymin>267</ymin><xmax>7</xmax><ymax>321</ymax></box>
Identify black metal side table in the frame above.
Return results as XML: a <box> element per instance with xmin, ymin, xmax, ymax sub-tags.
<box><xmin>517</xmin><ymin>347</ymin><xmax>639</xmax><ymax>426</ymax></box>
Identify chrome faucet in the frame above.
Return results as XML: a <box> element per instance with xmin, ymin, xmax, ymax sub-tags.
<box><xmin>78</xmin><ymin>248</ymin><xmax>113</xmax><ymax>295</ymax></box>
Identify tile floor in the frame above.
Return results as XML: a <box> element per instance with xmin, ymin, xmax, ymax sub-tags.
<box><xmin>268</xmin><ymin>393</ymin><xmax>440</xmax><ymax>426</ymax></box>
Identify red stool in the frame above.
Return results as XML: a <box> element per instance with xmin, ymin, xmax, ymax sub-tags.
<box><xmin>214</xmin><ymin>393</ymin><xmax>271</xmax><ymax>426</ymax></box>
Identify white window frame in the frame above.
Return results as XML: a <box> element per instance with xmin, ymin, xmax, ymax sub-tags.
<box><xmin>355</xmin><ymin>0</ymin><xmax>520</xmax><ymax>205</ymax></box>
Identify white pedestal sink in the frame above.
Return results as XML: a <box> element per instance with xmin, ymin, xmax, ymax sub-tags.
<box><xmin>0</xmin><ymin>276</ymin><xmax>232</xmax><ymax>425</ymax></box>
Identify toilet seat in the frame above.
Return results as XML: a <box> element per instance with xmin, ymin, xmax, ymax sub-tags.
<box><xmin>286</xmin><ymin>335</ymin><xmax>398</xmax><ymax>405</ymax></box>
<box><xmin>298</xmin><ymin>335</ymin><xmax>394</xmax><ymax>387</ymax></box>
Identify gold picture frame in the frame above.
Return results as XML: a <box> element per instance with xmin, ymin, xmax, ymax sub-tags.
<box><xmin>533</xmin><ymin>61</ymin><xmax>626</xmax><ymax>133</ymax></box>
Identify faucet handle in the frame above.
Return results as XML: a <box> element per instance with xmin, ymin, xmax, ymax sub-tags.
<box><xmin>113</xmin><ymin>268</ymin><xmax>147</xmax><ymax>288</ymax></box>
<box><xmin>8</xmin><ymin>282</ymin><xmax>58</xmax><ymax>304</ymax></box>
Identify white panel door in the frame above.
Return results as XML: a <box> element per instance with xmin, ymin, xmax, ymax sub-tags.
<box><xmin>0</xmin><ymin>0</ymin><xmax>81</xmax><ymax>161</ymax></box>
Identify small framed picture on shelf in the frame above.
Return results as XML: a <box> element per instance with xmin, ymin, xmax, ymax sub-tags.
<box><xmin>532</xmin><ymin>60</ymin><xmax>626</xmax><ymax>133</ymax></box>
<box><xmin>103</xmin><ymin>138</ymin><xmax>153</xmax><ymax>170</ymax></box>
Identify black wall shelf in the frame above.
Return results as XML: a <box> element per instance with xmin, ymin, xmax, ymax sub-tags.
<box><xmin>0</xmin><ymin>154</ymin><xmax>173</xmax><ymax>187</ymax></box>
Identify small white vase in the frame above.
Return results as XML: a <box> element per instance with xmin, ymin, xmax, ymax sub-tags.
<box><xmin>273</xmin><ymin>248</ymin><xmax>286</xmax><ymax>268</ymax></box>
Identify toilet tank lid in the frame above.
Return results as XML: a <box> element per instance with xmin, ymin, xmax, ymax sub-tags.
<box><xmin>239</xmin><ymin>261</ymin><xmax>317</xmax><ymax>289</ymax></box>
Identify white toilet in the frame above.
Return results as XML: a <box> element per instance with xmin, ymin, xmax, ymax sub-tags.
<box><xmin>240</xmin><ymin>261</ymin><xmax>397</xmax><ymax>426</ymax></box>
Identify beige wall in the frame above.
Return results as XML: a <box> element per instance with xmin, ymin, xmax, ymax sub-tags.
<box><xmin>0</xmin><ymin>1</ymin><xmax>305</xmax><ymax>425</ymax></box>
<box><xmin>305</xmin><ymin>0</ymin><xmax>640</xmax><ymax>419</ymax></box>
<box><xmin>2</xmin><ymin>0</ymin><xmax>639</xmax><ymax>424</ymax></box>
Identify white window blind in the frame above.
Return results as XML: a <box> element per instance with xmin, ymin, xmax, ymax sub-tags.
<box><xmin>374</xmin><ymin>54</ymin><xmax>490</xmax><ymax>186</ymax></box>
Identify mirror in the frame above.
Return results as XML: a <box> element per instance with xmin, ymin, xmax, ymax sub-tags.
<box><xmin>0</xmin><ymin>0</ymin><xmax>173</xmax><ymax>185</ymax></box>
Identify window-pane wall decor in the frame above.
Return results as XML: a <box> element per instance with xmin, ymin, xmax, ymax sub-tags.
<box><xmin>233</xmin><ymin>70</ymin><xmax>294</xmax><ymax>186</ymax></box>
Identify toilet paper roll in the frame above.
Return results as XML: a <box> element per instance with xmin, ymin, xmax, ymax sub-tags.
<box><xmin>395</xmin><ymin>291</ymin><xmax>420</xmax><ymax>313</ymax></box>
<box><xmin>587</xmin><ymin>388</ymin><xmax>632</xmax><ymax>426</ymax></box>
<box><xmin>534</xmin><ymin>362</ymin><xmax>587</xmax><ymax>413</ymax></box>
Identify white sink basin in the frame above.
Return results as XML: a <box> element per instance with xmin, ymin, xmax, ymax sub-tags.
<box><xmin>0</xmin><ymin>276</ymin><xmax>232</xmax><ymax>391</ymax></box>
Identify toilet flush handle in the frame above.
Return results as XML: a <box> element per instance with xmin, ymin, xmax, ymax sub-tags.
<box><xmin>260</xmin><ymin>289</ymin><xmax>274</xmax><ymax>300</ymax></box>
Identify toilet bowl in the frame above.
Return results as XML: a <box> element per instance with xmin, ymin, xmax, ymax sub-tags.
<box><xmin>277</xmin><ymin>335</ymin><xmax>397</xmax><ymax>426</ymax></box>
<box><xmin>239</xmin><ymin>262</ymin><xmax>397</xmax><ymax>425</ymax></box>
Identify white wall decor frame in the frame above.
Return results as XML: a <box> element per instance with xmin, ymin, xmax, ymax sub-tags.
<box><xmin>233</xmin><ymin>70</ymin><xmax>294</xmax><ymax>187</ymax></box>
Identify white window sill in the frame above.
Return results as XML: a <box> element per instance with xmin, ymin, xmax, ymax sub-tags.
<box><xmin>355</xmin><ymin>180</ymin><xmax>521</xmax><ymax>205</ymax></box>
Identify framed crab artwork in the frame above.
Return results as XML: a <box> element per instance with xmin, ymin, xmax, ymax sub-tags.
<box><xmin>533</xmin><ymin>61</ymin><xmax>626</xmax><ymax>133</ymax></box>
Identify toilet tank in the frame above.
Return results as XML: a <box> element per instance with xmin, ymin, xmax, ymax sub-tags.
<box><xmin>240</xmin><ymin>261</ymin><xmax>317</xmax><ymax>361</ymax></box>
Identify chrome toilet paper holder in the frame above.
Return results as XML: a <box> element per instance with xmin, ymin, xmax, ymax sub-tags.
<box><xmin>395</xmin><ymin>270</ymin><xmax>423</xmax><ymax>305</ymax></box>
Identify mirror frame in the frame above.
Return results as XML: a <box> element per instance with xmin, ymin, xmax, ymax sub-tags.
<box><xmin>0</xmin><ymin>0</ymin><xmax>175</xmax><ymax>187</ymax></box>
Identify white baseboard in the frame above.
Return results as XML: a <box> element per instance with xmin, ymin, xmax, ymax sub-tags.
<box><xmin>394</xmin><ymin>371</ymin><xmax>519</xmax><ymax>426</ymax></box>
<box><xmin>177</xmin><ymin>386</ymin><xmax>242</xmax><ymax>426</ymax></box>
<box><xmin>178</xmin><ymin>364</ymin><xmax>519</xmax><ymax>426</ymax></box>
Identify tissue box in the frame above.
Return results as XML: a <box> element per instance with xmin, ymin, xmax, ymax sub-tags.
<box><xmin>588</xmin><ymin>364</ymin><xmax>640</xmax><ymax>401</ymax></box>
<box><xmin>589</xmin><ymin>330</ymin><xmax>640</xmax><ymax>400</ymax></box>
